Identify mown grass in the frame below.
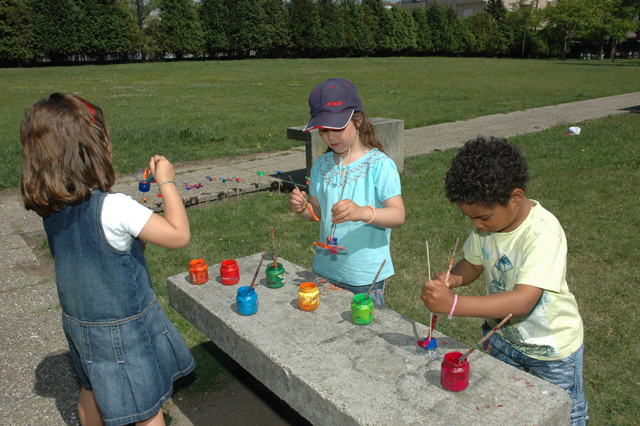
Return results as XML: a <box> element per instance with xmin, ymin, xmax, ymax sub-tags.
<box><xmin>146</xmin><ymin>112</ymin><xmax>640</xmax><ymax>425</ymax></box>
<box><xmin>2</xmin><ymin>57</ymin><xmax>639</xmax><ymax>190</ymax></box>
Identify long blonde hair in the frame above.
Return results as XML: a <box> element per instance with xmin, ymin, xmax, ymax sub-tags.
<box><xmin>20</xmin><ymin>93</ymin><xmax>115</xmax><ymax>217</ymax></box>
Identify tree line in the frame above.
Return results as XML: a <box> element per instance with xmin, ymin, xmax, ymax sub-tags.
<box><xmin>1</xmin><ymin>0</ymin><xmax>638</xmax><ymax>66</ymax></box>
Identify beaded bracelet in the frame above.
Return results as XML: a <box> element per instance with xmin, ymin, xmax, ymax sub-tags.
<box><xmin>448</xmin><ymin>294</ymin><xmax>458</xmax><ymax>319</ymax></box>
<box><xmin>159</xmin><ymin>180</ymin><xmax>175</xmax><ymax>188</ymax></box>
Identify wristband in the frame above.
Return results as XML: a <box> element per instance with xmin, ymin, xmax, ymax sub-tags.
<box><xmin>364</xmin><ymin>205</ymin><xmax>376</xmax><ymax>224</ymax></box>
<box><xmin>159</xmin><ymin>180</ymin><xmax>175</xmax><ymax>188</ymax></box>
<box><xmin>448</xmin><ymin>294</ymin><xmax>458</xmax><ymax>319</ymax></box>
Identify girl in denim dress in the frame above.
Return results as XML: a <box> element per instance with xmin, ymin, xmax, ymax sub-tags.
<box><xmin>20</xmin><ymin>93</ymin><xmax>195</xmax><ymax>426</ymax></box>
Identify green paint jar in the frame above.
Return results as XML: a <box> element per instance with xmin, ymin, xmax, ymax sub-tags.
<box><xmin>351</xmin><ymin>294</ymin><xmax>373</xmax><ymax>325</ymax></box>
<box><xmin>265</xmin><ymin>262</ymin><xmax>285</xmax><ymax>288</ymax></box>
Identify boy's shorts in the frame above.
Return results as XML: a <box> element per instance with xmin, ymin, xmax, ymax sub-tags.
<box><xmin>482</xmin><ymin>322</ymin><xmax>588</xmax><ymax>426</ymax></box>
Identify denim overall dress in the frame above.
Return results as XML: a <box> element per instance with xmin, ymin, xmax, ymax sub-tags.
<box><xmin>43</xmin><ymin>191</ymin><xmax>195</xmax><ymax>426</ymax></box>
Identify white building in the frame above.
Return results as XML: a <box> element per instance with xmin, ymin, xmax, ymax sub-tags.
<box><xmin>396</xmin><ymin>0</ymin><xmax>549</xmax><ymax>19</ymax></box>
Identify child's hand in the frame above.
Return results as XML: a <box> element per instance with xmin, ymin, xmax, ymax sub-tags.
<box><xmin>331</xmin><ymin>199</ymin><xmax>366</xmax><ymax>224</ymax></box>
<box><xmin>149</xmin><ymin>155</ymin><xmax>175</xmax><ymax>185</ymax></box>
<box><xmin>421</xmin><ymin>278</ymin><xmax>455</xmax><ymax>314</ymax></box>
<box><xmin>289</xmin><ymin>188</ymin><xmax>307</xmax><ymax>214</ymax></box>
<box><xmin>432</xmin><ymin>270</ymin><xmax>458</xmax><ymax>288</ymax></box>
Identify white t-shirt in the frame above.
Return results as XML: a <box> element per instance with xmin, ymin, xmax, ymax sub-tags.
<box><xmin>464</xmin><ymin>201</ymin><xmax>583</xmax><ymax>361</ymax></box>
<box><xmin>101</xmin><ymin>193</ymin><xmax>153</xmax><ymax>251</ymax></box>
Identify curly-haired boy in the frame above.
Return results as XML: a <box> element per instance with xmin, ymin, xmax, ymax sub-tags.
<box><xmin>421</xmin><ymin>136</ymin><xmax>587</xmax><ymax>425</ymax></box>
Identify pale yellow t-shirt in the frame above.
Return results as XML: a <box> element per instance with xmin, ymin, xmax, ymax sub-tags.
<box><xmin>464</xmin><ymin>201</ymin><xmax>583</xmax><ymax>361</ymax></box>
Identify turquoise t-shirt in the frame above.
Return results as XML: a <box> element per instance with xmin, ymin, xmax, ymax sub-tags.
<box><xmin>309</xmin><ymin>149</ymin><xmax>401</xmax><ymax>286</ymax></box>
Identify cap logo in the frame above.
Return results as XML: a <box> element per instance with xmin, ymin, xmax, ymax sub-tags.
<box><xmin>326</xmin><ymin>101</ymin><xmax>342</xmax><ymax>107</ymax></box>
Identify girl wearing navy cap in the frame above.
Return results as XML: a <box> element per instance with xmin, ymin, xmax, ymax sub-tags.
<box><xmin>289</xmin><ymin>78</ymin><xmax>405</xmax><ymax>305</ymax></box>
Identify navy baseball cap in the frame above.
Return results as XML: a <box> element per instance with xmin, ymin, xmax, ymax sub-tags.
<box><xmin>303</xmin><ymin>78</ymin><xmax>363</xmax><ymax>132</ymax></box>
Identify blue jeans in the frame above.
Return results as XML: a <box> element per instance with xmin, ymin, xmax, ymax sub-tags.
<box><xmin>322</xmin><ymin>277</ymin><xmax>386</xmax><ymax>306</ymax></box>
<box><xmin>482</xmin><ymin>322</ymin><xmax>588</xmax><ymax>426</ymax></box>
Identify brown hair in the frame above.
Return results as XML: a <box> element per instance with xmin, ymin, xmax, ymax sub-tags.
<box><xmin>20</xmin><ymin>93</ymin><xmax>115</xmax><ymax>217</ymax></box>
<box><xmin>353</xmin><ymin>112</ymin><xmax>385</xmax><ymax>153</ymax></box>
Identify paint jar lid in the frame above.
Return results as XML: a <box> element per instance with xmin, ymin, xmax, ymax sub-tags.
<box><xmin>426</xmin><ymin>338</ymin><xmax>437</xmax><ymax>350</ymax></box>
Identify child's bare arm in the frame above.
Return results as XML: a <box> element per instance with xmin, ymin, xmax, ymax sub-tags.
<box><xmin>331</xmin><ymin>195</ymin><xmax>405</xmax><ymax>228</ymax></box>
<box><xmin>421</xmin><ymin>278</ymin><xmax>543</xmax><ymax>318</ymax></box>
<box><xmin>138</xmin><ymin>155</ymin><xmax>190</xmax><ymax>249</ymax></box>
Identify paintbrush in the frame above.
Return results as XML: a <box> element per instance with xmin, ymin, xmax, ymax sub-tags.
<box><xmin>270</xmin><ymin>227</ymin><xmax>277</xmax><ymax>267</ymax></box>
<box><xmin>429</xmin><ymin>239</ymin><xmax>459</xmax><ymax>340</ymax></box>
<box><xmin>330</xmin><ymin>147</ymin><xmax>351</xmax><ymax>239</ymax></box>
<box><xmin>426</xmin><ymin>241</ymin><xmax>433</xmax><ymax>342</ymax></box>
<box><xmin>458</xmin><ymin>314</ymin><xmax>513</xmax><ymax>362</ymax></box>
<box><xmin>364</xmin><ymin>259</ymin><xmax>386</xmax><ymax>301</ymax></box>
<box><xmin>445</xmin><ymin>238</ymin><xmax>460</xmax><ymax>285</ymax></box>
<box><xmin>288</xmin><ymin>175</ymin><xmax>299</xmax><ymax>190</ymax></box>
<box><xmin>248</xmin><ymin>248</ymin><xmax>268</xmax><ymax>291</ymax></box>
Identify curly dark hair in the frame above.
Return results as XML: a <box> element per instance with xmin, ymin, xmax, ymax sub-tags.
<box><xmin>445</xmin><ymin>136</ymin><xmax>529</xmax><ymax>207</ymax></box>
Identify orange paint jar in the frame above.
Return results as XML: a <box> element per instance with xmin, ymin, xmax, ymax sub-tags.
<box><xmin>298</xmin><ymin>282</ymin><xmax>319</xmax><ymax>311</ymax></box>
<box><xmin>220</xmin><ymin>259</ymin><xmax>240</xmax><ymax>285</ymax></box>
<box><xmin>189</xmin><ymin>259</ymin><xmax>209</xmax><ymax>285</ymax></box>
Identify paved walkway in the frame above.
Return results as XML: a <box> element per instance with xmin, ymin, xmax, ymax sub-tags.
<box><xmin>1</xmin><ymin>92</ymin><xmax>638</xmax><ymax>425</ymax></box>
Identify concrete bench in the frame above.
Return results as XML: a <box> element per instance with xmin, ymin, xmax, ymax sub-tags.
<box><xmin>287</xmin><ymin>118</ymin><xmax>405</xmax><ymax>177</ymax></box>
<box><xmin>168</xmin><ymin>253</ymin><xmax>571</xmax><ymax>426</ymax></box>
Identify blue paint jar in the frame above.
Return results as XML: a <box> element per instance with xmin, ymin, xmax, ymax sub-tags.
<box><xmin>139</xmin><ymin>181</ymin><xmax>150</xmax><ymax>192</ymax></box>
<box><xmin>236</xmin><ymin>285</ymin><xmax>258</xmax><ymax>316</ymax></box>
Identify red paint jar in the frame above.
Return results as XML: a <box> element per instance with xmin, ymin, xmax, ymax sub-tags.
<box><xmin>441</xmin><ymin>351</ymin><xmax>469</xmax><ymax>392</ymax></box>
<box><xmin>220</xmin><ymin>259</ymin><xmax>240</xmax><ymax>285</ymax></box>
<box><xmin>189</xmin><ymin>259</ymin><xmax>209</xmax><ymax>285</ymax></box>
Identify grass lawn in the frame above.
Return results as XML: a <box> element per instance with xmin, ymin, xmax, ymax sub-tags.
<box><xmin>1</xmin><ymin>57</ymin><xmax>639</xmax><ymax>190</ymax></box>
<box><xmin>145</xmin><ymin>111</ymin><xmax>640</xmax><ymax>426</ymax></box>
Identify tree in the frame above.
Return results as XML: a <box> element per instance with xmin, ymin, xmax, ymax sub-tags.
<box><xmin>543</xmin><ymin>0</ymin><xmax>586</xmax><ymax>60</ymax></box>
<box><xmin>158</xmin><ymin>0</ymin><xmax>204</xmax><ymax>59</ymax></box>
<box><xmin>426</xmin><ymin>2</ymin><xmax>464</xmax><ymax>55</ymax></box>
<box><xmin>464</xmin><ymin>11</ymin><xmax>505</xmax><ymax>56</ymax></box>
<box><xmin>391</xmin><ymin>7</ymin><xmax>416</xmax><ymax>55</ymax></box>
<box><xmin>287</xmin><ymin>0</ymin><xmax>321</xmax><ymax>56</ymax></box>
<box><xmin>412</xmin><ymin>8</ymin><xmax>433</xmax><ymax>55</ymax></box>
<box><xmin>224</xmin><ymin>0</ymin><xmax>270</xmax><ymax>57</ymax></box>
<box><xmin>261</xmin><ymin>0</ymin><xmax>289</xmax><ymax>57</ymax></box>
<box><xmin>484</xmin><ymin>0</ymin><xmax>512</xmax><ymax>50</ymax></box>
<box><xmin>503</xmin><ymin>0</ymin><xmax>542</xmax><ymax>58</ymax></box>
<box><xmin>341</xmin><ymin>0</ymin><xmax>373</xmax><ymax>56</ymax></box>
<box><xmin>317</xmin><ymin>0</ymin><xmax>346</xmax><ymax>57</ymax></box>
<box><xmin>200</xmin><ymin>0</ymin><xmax>229</xmax><ymax>57</ymax></box>
<box><xmin>128</xmin><ymin>0</ymin><xmax>160</xmax><ymax>60</ymax></box>
<box><xmin>0</xmin><ymin>0</ymin><xmax>31</xmax><ymax>63</ymax></box>
<box><xmin>81</xmin><ymin>0</ymin><xmax>136</xmax><ymax>62</ymax></box>
<box><xmin>361</xmin><ymin>0</ymin><xmax>395</xmax><ymax>55</ymax></box>
<box><xmin>485</xmin><ymin>0</ymin><xmax>507</xmax><ymax>22</ymax></box>
<box><xmin>27</xmin><ymin>0</ymin><xmax>83</xmax><ymax>63</ymax></box>
<box><xmin>580</xmin><ymin>0</ymin><xmax>638</xmax><ymax>61</ymax></box>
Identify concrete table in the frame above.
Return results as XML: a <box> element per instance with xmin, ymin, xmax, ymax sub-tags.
<box><xmin>168</xmin><ymin>253</ymin><xmax>571</xmax><ymax>426</ymax></box>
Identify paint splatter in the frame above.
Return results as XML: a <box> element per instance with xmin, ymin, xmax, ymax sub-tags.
<box><xmin>513</xmin><ymin>377</ymin><xmax>534</xmax><ymax>388</ymax></box>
